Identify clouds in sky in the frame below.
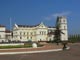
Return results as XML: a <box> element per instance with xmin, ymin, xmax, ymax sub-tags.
<box><xmin>44</xmin><ymin>11</ymin><xmax>71</xmax><ymax>20</ymax></box>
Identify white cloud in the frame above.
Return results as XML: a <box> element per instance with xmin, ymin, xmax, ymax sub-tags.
<box><xmin>44</xmin><ymin>16</ymin><xmax>52</xmax><ymax>20</ymax></box>
<box><xmin>44</xmin><ymin>11</ymin><xmax>71</xmax><ymax>20</ymax></box>
<box><xmin>52</xmin><ymin>11</ymin><xmax>71</xmax><ymax>17</ymax></box>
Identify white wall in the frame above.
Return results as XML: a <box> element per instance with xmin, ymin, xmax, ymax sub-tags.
<box><xmin>0</xmin><ymin>27</ymin><xmax>6</xmax><ymax>42</ymax></box>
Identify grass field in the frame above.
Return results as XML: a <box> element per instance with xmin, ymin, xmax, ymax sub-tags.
<box><xmin>0</xmin><ymin>43</ymin><xmax>43</xmax><ymax>49</ymax></box>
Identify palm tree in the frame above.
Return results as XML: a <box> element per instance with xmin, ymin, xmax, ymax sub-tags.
<box><xmin>54</xmin><ymin>23</ymin><xmax>64</xmax><ymax>45</ymax></box>
<box><xmin>54</xmin><ymin>24</ymin><xmax>68</xmax><ymax>50</ymax></box>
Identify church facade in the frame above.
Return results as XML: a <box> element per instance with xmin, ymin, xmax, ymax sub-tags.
<box><xmin>13</xmin><ymin>22</ymin><xmax>55</xmax><ymax>42</ymax></box>
<box><xmin>12</xmin><ymin>16</ymin><xmax>68</xmax><ymax>42</ymax></box>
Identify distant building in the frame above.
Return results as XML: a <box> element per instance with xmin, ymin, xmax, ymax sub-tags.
<box><xmin>56</xmin><ymin>16</ymin><xmax>68</xmax><ymax>41</ymax></box>
<box><xmin>13</xmin><ymin>22</ymin><xmax>49</xmax><ymax>42</ymax></box>
<box><xmin>5</xmin><ymin>30</ymin><xmax>12</xmax><ymax>42</ymax></box>
<box><xmin>0</xmin><ymin>25</ymin><xmax>12</xmax><ymax>42</ymax></box>
<box><xmin>12</xmin><ymin>16</ymin><xmax>68</xmax><ymax>42</ymax></box>
<box><xmin>0</xmin><ymin>25</ymin><xmax>6</xmax><ymax>42</ymax></box>
<box><xmin>0</xmin><ymin>16</ymin><xmax>68</xmax><ymax>42</ymax></box>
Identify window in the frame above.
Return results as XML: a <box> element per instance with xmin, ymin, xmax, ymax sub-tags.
<box><xmin>20</xmin><ymin>32</ymin><xmax>22</xmax><ymax>35</ymax></box>
<box><xmin>24</xmin><ymin>32</ymin><xmax>25</xmax><ymax>35</ymax></box>
<box><xmin>64</xmin><ymin>26</ymin><xmax>66</xmax><ymax>29</ymax></box>
<box><xmin>40</xmin><ymin>31</ymin><xmax>46</xmax><ymax>35</ymax></box>
<box><xmin>40</xmin><ymin>39</ymin><xmax>42</xmax><ymax>41</ymax></box>
<box><xmin>63</xmin><ymin>20</ymin><xmax>65</xmax><ymax>23</ymax></box>
<box><xmin>20</xmin><ymin>37</ymin><xmax>22</xmax><ymax>39</ymax></box>
<box><xmin>31</xmin><ymin>32</ymin><xmax>33</xmax><ymax>35</ymax></box>
<box><xmin>42</xmin><ymin>31</ymin><xmax>44</xmax><ymax>35</ymax></box>
<box><xmin>40</xmin><ymin>31</ymin><xmax>41</xmax><ymax>34</ymax></box>
<box><xmin>31</xmin><ymin>37</ymin><xmax>32</xmax><ymax>39</ymax></box>
<box><xmin>27</xmin><ymin>37</ymin><xmax>29</xmax><ymax>39</ymax></box>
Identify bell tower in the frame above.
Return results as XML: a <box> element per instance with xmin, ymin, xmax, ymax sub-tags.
<box><xmin>56</xmin><ymin>16</ymin><xmax>68</xmax><ymax>41</ymax></box>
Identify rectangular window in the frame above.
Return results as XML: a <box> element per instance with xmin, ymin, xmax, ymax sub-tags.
<box><xmin>63</xmin><ymin>20</ymin><xmax>65</xmax><ymax>23</ymax></box>
<box><xmin>27</xmin><ymin>37</ymin><xmax>29</xmax><ymax>39</ymax></box>
<box><xmin>24</xmin><ymin>32</ymin><xmax>25</xmax><ymax>35</ymax></box>
<box><xmin>31</xmin><ymin>37</ymin><xmax>32</xmax><ymax>39</ymax></box>
<box><xmin>31</xmin><ymin>32</ymin><xmax>33</xmax><ymax>35</ymax></box>
<box><xmin>20</xmin><ymin>37</ymin><xmax>22</xmax><ymax>39</ymax></box>
<box><xmin>64</xmin><ymin>26</ymin><xmax>66</xmax><ymax>29</ymax></box>
<box><xmin>40</xmin><ymin>31</ymin><xmax>41</xmax><ymax>34</ymax></box>
<box><xmin>20</xmin><ymin>32</ymin><xmax>22</xmax><ymax>35</ymax></box>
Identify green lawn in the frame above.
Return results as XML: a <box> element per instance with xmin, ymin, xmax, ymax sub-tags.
<box><xmin>0</xmin><ymin>43</ymin><xmax>43</xmax><ymax>49</ymax></box>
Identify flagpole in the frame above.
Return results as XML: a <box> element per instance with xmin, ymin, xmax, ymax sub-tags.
<box><xmin>10</xmin><ymin>18</ymin><xmax>11</xmax><ymax>31</ymax></box>
<box><xmin>10</xmin><ymin>17</ymin><xmax>12</xmax><ymax>41</ymax></box>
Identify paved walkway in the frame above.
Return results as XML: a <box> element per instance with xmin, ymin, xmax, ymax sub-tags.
<box><xmin>0</xmin><ymin>43</ymin><xmax>79</xmax><ymax>60</ymax></box>
<box><xmin>0</xmin><ymin>43</ymin><xmax>64</xmax><ymax>55</ymax></box>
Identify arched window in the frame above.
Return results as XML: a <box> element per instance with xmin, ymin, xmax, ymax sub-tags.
<box><xmin>63</xmin><ymin>20</ymin><xmax>65</xmax><ymax>23</ymax></box>
<box><xmin>20</xmin><ymin>37</ymin><xmax>22</xmax><ymax>39</ymax></box>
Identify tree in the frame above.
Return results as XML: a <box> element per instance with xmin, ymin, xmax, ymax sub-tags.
<box><xmin>54</xmin><ymin>24</ymin><xmax>64</xmax><ymax>45</ymax></box>
<box><xmin>68</xmin><ymin>34</ymin><xmax>80</xmax><ymax>43</ymax></box>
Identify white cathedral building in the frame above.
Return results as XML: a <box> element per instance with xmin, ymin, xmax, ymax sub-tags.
<box><xmin>0</xmin><ymin>16</ymin><xmax>68</xmax><ymax>42</ymax></box>
<box><xmin>12</xmin><ymin>16</ymin><xmax>68</xmax><ymax>42</ymax></box>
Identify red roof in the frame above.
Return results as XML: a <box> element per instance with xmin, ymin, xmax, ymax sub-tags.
<box><xmin>5</xmin><ymin>30</ymin><xmax>12</xmax><ymax>33</ymax></box>
<box><xmin>0</xmin><ymin>25</ymin><xmax>5</xmax><ymax>27</ymax></box>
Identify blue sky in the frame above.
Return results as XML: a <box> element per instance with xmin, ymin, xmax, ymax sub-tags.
<box><xmin>0</xmin><ymin>0</ymin><xmax>80</xmax><ymax>34</ymax></box>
